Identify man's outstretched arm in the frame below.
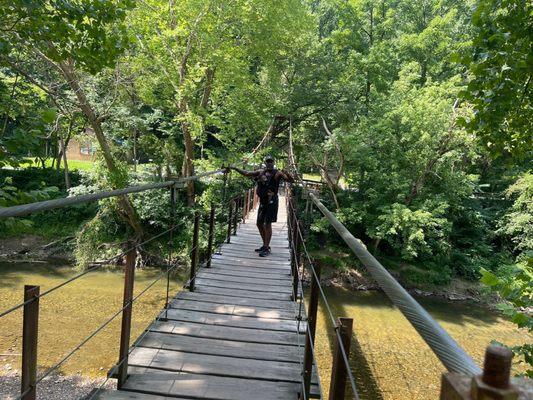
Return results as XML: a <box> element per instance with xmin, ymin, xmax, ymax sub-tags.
<box><xmin>276</xmin><ymin>169</ymin><xmax>295</xmax><ymax>183</ymax></box>
<box><xmin>228</xmin><ymin>166</ymin><xmax>261</xmax><ymax>178</ymax></box>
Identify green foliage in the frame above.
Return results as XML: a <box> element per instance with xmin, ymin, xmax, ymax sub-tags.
<box><xmin>498</xmin><ymin>172</ymin><xmax>533</xmax><ymax>254</ymax></box>
<box><xmin>400</xmin><ymin>264</ymin><xmax>452</xmax><ymax>286</ymax></box>
<box><xmin>1</xmin><ymin>0</ymin><xmax>134</xmax><ymax>73</ymax></box>
<box><xmin>481</xmin><ymin>263</ymin><xmax>532</xmax><ymax>376</ymax></box>
<box><xmin>75</xmin><ymin>203</ymin><xmax>129</xmax><ymax>268</ymax></box>
<box><xmin>373</xmin><ymin>203</ymin><xmax>450</xmax><ymax>261</ymax></box>
<box><xmin>479</xmin><ymin>172</ymin><xmax>533</xmax><ymax>376</ymax></box>
<box><xmin>0</xmin><ymin>167</ymin><xmax>81</xmax><ymax>192</ymax></box>
<box><xmin>460</xmin><ymin>0</ymin><xmax>533</xmax><ymax>158</ymax></box>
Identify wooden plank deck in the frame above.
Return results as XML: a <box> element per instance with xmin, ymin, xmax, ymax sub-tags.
<box><xmin>97</xmin><ymin>195</ymin><xmax>322</xmax><ymax>400</ymax></box>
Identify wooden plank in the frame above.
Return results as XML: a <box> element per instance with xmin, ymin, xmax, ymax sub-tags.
<box><xmin>136</xmin><ymin>331</ymin><xmax>302</xmax><ymax>363</ymax></box>
<box><xmin>95</xmin><ymin>390</ymin><xmax>180</xmax><ymax>400</ymax></box>
<box><xmin>174</xmin><ymin>292</ymin><xmax>294</xmax><ymax>311</ymax></box>
<box><xmin>227</xmin><ymin>236</ymin><xmax>289</xmax><ymax>248</ymax></box>
<box><xmin>128</xmin><ymin>347</ymin><xmax>304</xmax><ymax>383</ymax></box>
<box><xmin>162</xmin><ymin>309</ymin><xmax>306</xmax><ymax>333</ymax></box>
<box><xmin>208</xmin><ymin>260</ymin><xmax>291</xmax><ymax>274</ymax></box>
<box><xmin>122</xmin><ymin>367</ymin><xmax>321</xmax><ymax>400</ymax></box>
<box><xmin>169</xmin><ymin>299</ymin><xmax>296</xmax><ymax>320</ymax></box>
<box><xmin>195</xmin><ymin>285</ymin><xmax>291</xmax><ymax>301</ymax></box>
<box><xmin>218</xmin><ymin>249</ymin><xmax>290</xmax><ymax>262</ymax></box>
<box><xmin>196</xmin><ymin>278</ymin><xmax>293</xmax><ymax>294</ymax></box>
<box><xmin>149</xmin><ymin>320</ymin><xmax>304</xmax><ymax>346</ymax></box>
<box><xmin>198</xmin><ymin>267</ymin><xmax>291</xmax><ymax>280</ymax></box>
<box><xmin>212</xmin><ymin>254</ymin><xmax>290</xmax><ymax>267</ymax></box>
<box><xmin>122</xmin><ymin>368</ymin><xmax>300</xmax><ymax>400</ymax></box>
<box><xmin>100</xmin><ymin>195</ymin><xmax>323</xmax><ymax>400</ymax></box>
<box><xmin>196</xmin><ymin>271</ymin><xmax>292</xmax><ymax>287</ymax></box>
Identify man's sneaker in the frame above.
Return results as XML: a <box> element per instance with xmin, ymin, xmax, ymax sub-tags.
<box><xmin>259</xmin><ymin>248</ymin><xmax>271</xmax><ymax>257</ymax></box>
<box><xmin>255</xmin><ymin>246</ymin><xmax>271</xmax><ymax>252</ymax></box>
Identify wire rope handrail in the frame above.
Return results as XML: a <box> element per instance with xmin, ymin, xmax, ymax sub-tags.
<box><xmin>286</xmin><ymin>192</ymin><xmax>360</xmax><ymax>399</ymax></box>
<box><xmin>0</xmin><ymin>169</ymin><xmax>225</xmax><ymax>219</ymax></box>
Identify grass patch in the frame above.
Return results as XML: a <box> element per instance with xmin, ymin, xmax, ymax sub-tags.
<box><xmin>19</xmin><ymin>158</ymin><xmax>94</xmax><ymax>171</ymax></box>
<box><xmin>303</xmin><ymin>172</ymin><xmax>322</xmax><ymax>181</ymax></box>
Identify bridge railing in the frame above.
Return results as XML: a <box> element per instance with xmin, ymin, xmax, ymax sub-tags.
<box><xmin>285</xmin><ymin>184</ymin><xmax>359</xmax><ymax>400</ymax></box>
<box><xmin>0</xmin><ymin>169</ymin><xmax>255</xmax><ymax>400</ymax></box>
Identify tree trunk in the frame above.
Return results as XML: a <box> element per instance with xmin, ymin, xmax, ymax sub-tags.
<box><xmin>58</xmin><ymin>59</ymin><xmax>143</xmax><ymax>237</ymax></box>
<box><xmin>200</xmin><ymin>68</ymin><xmax>215</xmax><ymax>109</ymax></box>
<box><xmin>60</xmin><ymin>117</ymin><xmax>74</xmax><ymax>190</ymax></box>
<box><xmin>132</xmin><ymin>128</ymin><xmax>138</xmax><ymax>172</ymax></box>
<box><xmin>178</xmin><ymin>98</ymin><xmax>195</xmax><ymax>206</ymax></box>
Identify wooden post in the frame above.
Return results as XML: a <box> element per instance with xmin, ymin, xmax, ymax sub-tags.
<box><xmin>232</xmin><ymin>196</ymin><xmax>239</xmax><ymax>235</ymax></box>
<box><xmin>206</xmin><ymin>204</ymin><xmax>215</xmax><ymax>268</ymax></box>
<box><xmin>302</xmin><ymin>264</ymin><xmax>321</xmax><ymax>399</ymax></box>
<box><xmin>21</xmin><ymin>285</ymin><xmax>39</xmax><ymax>400</ymax></box>
<box><xmin>243</xmin><ymin>190</ymin><xmax>249</xmax><ymax>222</ymax></box>
<box><xmin>226</xmin><ymin>200</ymin><xmax>233</xmax><ymax>243</ymax></box>
<box><xmin>166</xmin><ymin>185</ymin><xmax>176</xmax><ymax>314</ymax></box>
<box><xmin>189</xmin><ymin>211</ymin><xmax>200</xmax><ymax>292</ymax></box>
<box><xmin>329</xmin><ymin>318</ymin><xmax>354</xmax><ymax>400</ymax></box>
<box><xmin>117</xmin><ymin>248</ymin><xmax>136</xmax><ymax>389</ymax></box>
<box><xmin>222</xmin><ymin>171</ymin><xmax>228</xmax><ymax>202</ymax></box>
<box><xmin>440</xmin><ymin>344</ymin><xmax>527</xmax><ymax>400</ymax></box>
<box><xmin>292</xmin><ymin>221</ymin><xmax>300</xmax><ymax>301</ymax></box>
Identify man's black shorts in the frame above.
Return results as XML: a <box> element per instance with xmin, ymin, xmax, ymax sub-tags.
<box><xmin>257</xmin><ymin>195</ymin><xmax>279</xmax><ymax>224</ymax></box>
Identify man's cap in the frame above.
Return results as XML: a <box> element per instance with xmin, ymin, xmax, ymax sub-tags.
<box><xmin>264</xmin><ymin>155</ymin><xmax>275</xmax><ymax>162</ymax></box>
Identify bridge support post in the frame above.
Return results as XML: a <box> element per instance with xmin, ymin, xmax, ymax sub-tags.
<box><xmin>440</xmin><ymin>344</ymin><xmax>529</xmax><ymax>400</ymax></box>
<box><xmin>226</xmin><ymin>200</ymin><xmax>233</xmax><ymax>243</ymax></box>
<box><xmin>206</xmin><ymin>204</ymin><xmax>215</xmax><ymax>268</ymax></box>
<box><xmin>189</xmin><ymin>211</ymin><xmax>200</xmax><ymax>292</ymax></box>
<box><xmin>243</xmin><ymin>190</ymin><xmax>248</xmax><ymax>223</ymax></box>
<box><xmin>21</xmin><ymin>285</ymin><xmax>39</xmax><ymax>400</ymax></box>
<box><xmin>329</xmin><ymin>317</ymin><xmax>354</xmax><ymax>400</ymax></box>
<box><xmin>117</xmin><ymin>247</ymin><xmax>136</xmax><ymax>389</ymax></box>
<box><xmin>302</xmin><ymin>264</ymin><xmax>321</xmax><ymax>399</ymax></box>
<box><xmin>292</xmin><ymin>220</ymin><xmax>300</xmax><ymax>301</ymax></box>
<box><xmin>232</xmin><ymin>196</ymin><xmax>239</xmax><ymax>235</ymax></box>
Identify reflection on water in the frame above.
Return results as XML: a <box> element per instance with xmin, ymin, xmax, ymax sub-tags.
<box><xmin>313</xmin><ymin>287</ymin><xmax>531</xmax><ymax>400</ymax></box>
<box><xmin>0</xmin><ymin>262</ymin><xmax>182</xmax><ymax>377</ymax></box>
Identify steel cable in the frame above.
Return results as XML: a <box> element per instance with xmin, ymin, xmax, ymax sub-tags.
<box><xmin>287</xmin><ymin>197</ymin><xmax>359</xmax><ymax>399</ymax></box>
<box><xmin>0</xmin><ymin>169</ymin><xmax>225</xmax><ymax>219</ymax></box>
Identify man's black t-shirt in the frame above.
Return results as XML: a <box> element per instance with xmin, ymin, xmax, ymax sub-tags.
<box><xmin>256</xmin><ymin>168</ymin><xmax>280</xmax><ymax>204</ymax></box>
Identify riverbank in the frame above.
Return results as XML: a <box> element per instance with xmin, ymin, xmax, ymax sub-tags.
<box><xmin>0</xmin><ymin>234</ymin><xmax>74</xmax><ymax>264</ymax></box>
<box><xmin>312</xmin><ymin>261</ymin><xmax>492</xmax><ymax>303</ymax></box>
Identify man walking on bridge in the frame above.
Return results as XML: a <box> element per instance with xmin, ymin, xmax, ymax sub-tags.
<box><xmin>228</xmin><ymin>156</ymin><xmax>294</xmax><ymax>257</ymax></box>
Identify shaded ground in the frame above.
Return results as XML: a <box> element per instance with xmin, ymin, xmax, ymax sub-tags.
<box><xmin>0</xmin><ymin>370</ymin><xmax>114</xmax><ymax>399</ymax></box>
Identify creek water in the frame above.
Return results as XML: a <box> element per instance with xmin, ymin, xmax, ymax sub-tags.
<box><xmin>0</xmin><ymin>262</ymin><xmax>530</xmax><ymax>399</ymax></box>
